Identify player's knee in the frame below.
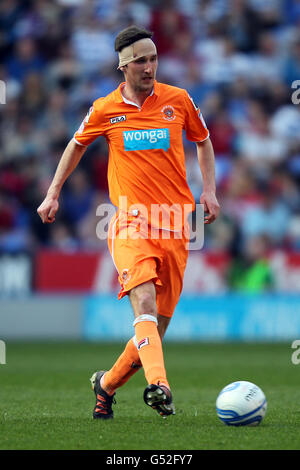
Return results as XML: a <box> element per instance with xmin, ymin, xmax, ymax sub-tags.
<box><xmin>136</xmin><ymin>291</ymin><xmax>157</xmax><ymax>317</ymax></box>
<box><xmin>130</xmin><ymin>281</ymin><xmax>157</xmax><ymax>317</ymax></box>
<box><xmin>138</xmin><ymin>292</ymin><xmax>157</xmax><ymax>316</ymax></box>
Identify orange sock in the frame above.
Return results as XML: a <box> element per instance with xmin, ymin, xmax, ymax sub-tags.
<box><xmin>102</xmin><ymin>337</ymin><xmax>142</xmax><ymax>394</ymax></box>
<box><xmin>134</xmin><ymin>316</ymin><xmax>169</xmax><ymax>389</ymax></box>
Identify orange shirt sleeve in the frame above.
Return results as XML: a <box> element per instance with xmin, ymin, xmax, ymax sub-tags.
<box><xmin>183</xmin><ymin>90</ymin><xmax>210</xmax><ymax>142</ymax></box>
<box><xmin>73</xmin><ymin>100</ymin><xmax>105</xmax><ymax>146</ymax></box>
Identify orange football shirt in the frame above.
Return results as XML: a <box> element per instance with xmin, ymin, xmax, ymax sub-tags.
<box><xmin>74</xmin><ymin>80</ymin><xmax>209</xmax><ymax>230</ymax></box>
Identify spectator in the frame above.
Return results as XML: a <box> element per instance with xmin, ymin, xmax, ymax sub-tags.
<box><xmin>19</xmin><ymin>71</ymin><xmax>47</xmax><ymax>117</ymax></box>
<box><xmin>248</xmin><ymin>31</ymin><xmax>283</xmax><ymax>85</ymax></box>
<box><xmin>269</xmin><ymin>103</ymin><xmax>300</xmax><ymax>150</ymax></box>
<box><xmin>149</xmin><ymin>0</ymin><xmax>188</xmax><ymax>56</ymax></box>
<box><xmin>48</xmin><ymin>221</ymin><xmax>79</xmax><ymax>251</ymax></box>
<box><xmin>227</xmin><ymin>234</ymin><xmax>274</xmax><ymax>292</ymax></box>
<box><xmin>71</xmin><ymin>17</ymin><xmax>115</xmax><ymax>74</ymax></box>
<box><xmin>5</xmin><ymin>37</ymin><xmax>45</xmax><ymax>83</ymax></box>
<box><xmin>240</xmin><ymin>184</ymin><xmax>291</xmax><ymax>246</ymax></box>
<box><xmin>61</xmin><ymin>169</ymin><xmax>96</xmax><ymax>227</ymax></box>
<box><xmin>236</xmin><ymin>100</ymin><xmax>286</xmax><ymax>169</ymax></box>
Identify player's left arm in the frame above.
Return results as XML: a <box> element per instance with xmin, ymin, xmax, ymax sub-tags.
<box><xmin>196</xmin><ymin>138</ymin><xmax>220</xmax><ymax>224</ymax></box>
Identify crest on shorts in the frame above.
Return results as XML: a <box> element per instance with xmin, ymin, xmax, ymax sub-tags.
<box><xmin>121</xmin><ymin>269</ymin><xmax>131</xmax><ymax>284</ymax></box>
<box><xmin>161</xmin><ymin>105</ymin><xmax>176</xmax><ymax>121</ymax></box>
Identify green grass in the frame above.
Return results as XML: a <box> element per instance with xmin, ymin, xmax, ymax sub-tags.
<box><xmin>0</xmin><ymin>341</ymin><xmax>299</xmax><ymax>450</ymax></box>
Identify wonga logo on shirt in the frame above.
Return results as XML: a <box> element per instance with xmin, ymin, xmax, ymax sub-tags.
<box><xmin>123</xmin><ymin>128</ymin><xmax>170</xmax><ymax>152</ymax></box>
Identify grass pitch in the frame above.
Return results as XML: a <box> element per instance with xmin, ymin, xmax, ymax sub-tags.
<box><xmin>0</xmin><ymin>341</ymin><xmax>299</xmax><ymax>450</ymax></box>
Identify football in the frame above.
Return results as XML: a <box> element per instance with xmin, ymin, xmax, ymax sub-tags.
<box><xmin>216</xmin><ymin>381</ymin><xmax>267</xmax><ymax>426</ymax></box>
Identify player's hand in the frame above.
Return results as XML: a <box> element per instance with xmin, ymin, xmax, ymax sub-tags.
<box><xmin>200</xmin><ymin>191</ymin><xmax>220</xmax><ymax>224</ymax></box>
<box><xmin>37</xmin><ymin>196</ymin><xmax>59</xmax><ymax>224</ymax></box>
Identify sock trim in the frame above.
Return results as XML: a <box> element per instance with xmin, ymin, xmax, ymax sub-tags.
<box><xmin>133</xmin><ymin>314</ymin><xmax>158</xmax><ymax>327</ymax></box>
<box><xmin>132</xmin><ymin>335</ymin><xmax>138</xmax><ymax>349</ymax></box>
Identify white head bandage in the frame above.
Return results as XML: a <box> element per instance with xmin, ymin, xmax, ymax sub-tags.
<box><xmin>118</xmin><ymin>38</ymin><xmax>157</xmax><ymax>69</ymax></box>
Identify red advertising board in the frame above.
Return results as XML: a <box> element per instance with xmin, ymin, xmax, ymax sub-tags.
<box><xmin>34</xmin><ymin>249</ymin><xmax>300</xmax><ymax>293</ymax></box>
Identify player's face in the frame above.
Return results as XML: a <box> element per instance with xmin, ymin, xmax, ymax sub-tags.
<box><xmin>125</xmin><ymin>54</ymin><xmax>158</xmax><ymax>93</ymax></box>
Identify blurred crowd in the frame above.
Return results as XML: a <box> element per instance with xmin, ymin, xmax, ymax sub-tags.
<box><xmin>1</xmin><ymin>0</ymin><xmax>300</xmax><ymax>290</ymax></box>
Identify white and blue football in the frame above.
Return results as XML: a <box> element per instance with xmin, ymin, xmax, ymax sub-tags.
<box><xmin>216</xmin><ymin>381</ymin><xmax>267</xmax><ymax>426</ymax></box>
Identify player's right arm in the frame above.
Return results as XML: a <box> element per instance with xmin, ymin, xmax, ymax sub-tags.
<box><xmin>37</xmin><ymin>139</ymin><xmax>87</xmax><ymax>223</ymax></box>
<box><xmin>38</xmin><ymin>100</ymin><xmax>104</xmax><ymax>223</ymax></box>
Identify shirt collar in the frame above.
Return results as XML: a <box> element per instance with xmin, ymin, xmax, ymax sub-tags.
<box><xmin>115</xmin><ymin>80</ymin><xmax>159</xmax><ymax>104</ymax></box>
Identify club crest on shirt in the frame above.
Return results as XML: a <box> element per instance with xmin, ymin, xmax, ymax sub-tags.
<box><xmin>110</xmin><ymin>115</ymin><xmax>127</xmax><ymax>124</ymax></box>
<box><xmin>161</xmin><ymin>105</ymin><xmax>176</xmax><ymax>121</ymax></box>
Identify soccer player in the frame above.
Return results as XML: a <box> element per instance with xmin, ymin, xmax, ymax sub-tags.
<box><xmin>37</xmin><ymin>25</ymin><xmax>220</xmax><ymax>419</ymax></box>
